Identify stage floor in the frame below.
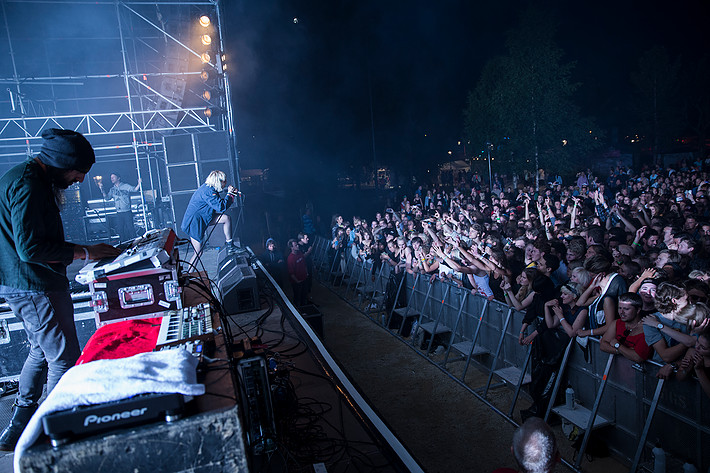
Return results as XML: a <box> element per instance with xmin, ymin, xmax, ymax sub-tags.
<box><xmin>1</xmin><ymin>245</ymin><xmax>411</xmax><ymax>473</ymax></box>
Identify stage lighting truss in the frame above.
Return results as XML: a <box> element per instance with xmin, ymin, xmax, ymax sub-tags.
<box><xmin>0</xmin><ymin>1</ymin><xmax>234</xmax><ymax>158</ymax></box>
<box><xmin>200</xmin><ymin>74</ymin><xmax>224</xmax><ymax>120</ymax></box>
<box><xmin>199</xmin><ymin>64</ymin><xmax>223</xmax><ymax>84</ymax></box>
<box><xmin>203</xmin><ymin>106</ymin><xmax>223</xmax><ymax>118</ymax></box>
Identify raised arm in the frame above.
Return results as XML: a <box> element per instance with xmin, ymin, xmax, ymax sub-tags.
<box><xmin>629</xmin><ymin>267</ymin><xmax>657</xmax><ymax>293</ymax></box>
<box><xmin>576</xmin><ymin>273</ymin><xmax>603</xmax><ymax>307</ymax></box>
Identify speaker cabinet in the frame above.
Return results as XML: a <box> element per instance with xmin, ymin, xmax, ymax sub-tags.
<box><xmin>218</xmin><ymin>264</ymin><xmax>259</xmax><ymax>314</ymax></box>
<box><xmin>163</xmin><ymin>131</ymin><xmax>236</xmax><ymax>240</ymax></box>
<box><xmin>217</xmin><ymin>253</ymin><xmax>249</xmax><ymax>280</ymax></box>
<box><xmin>163</xmin><ymin>134</ymin><xmax>194</xmax><ymax>164</ymax></box>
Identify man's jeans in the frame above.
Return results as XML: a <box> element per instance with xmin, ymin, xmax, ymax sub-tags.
<box><xmin>0</xmin><ymin>286</ymin><xmax>79</xmax><ymax>407</ymax></box>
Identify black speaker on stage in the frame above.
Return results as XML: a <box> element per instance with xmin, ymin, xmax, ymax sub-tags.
<box><xmin>218</xmin><ymin>264</ymin><xmax>259</xmax><ymax>314</ymax></box>
<box><xmin>217</xmin><ymin>248</ymin><xmax>248</xmax><ymax>272</ymax></box>
<box><xmin>298</xmin><ymin>304</ymin><xmax>324</xmax><ymax>339</ymax></box>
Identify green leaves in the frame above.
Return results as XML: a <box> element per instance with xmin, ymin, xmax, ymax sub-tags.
<box><xmin>464</xmin><ymin>8</ymin><xmax>600</xmax><ymax>178</ymax></box>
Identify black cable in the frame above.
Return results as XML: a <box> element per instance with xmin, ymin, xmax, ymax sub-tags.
<box><xmin>213</xmin><ymin>249</ymin><xmax>396</xmax><ymax>472</ymax></box>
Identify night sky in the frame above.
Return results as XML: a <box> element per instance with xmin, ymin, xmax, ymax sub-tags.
<box><xmin>225</xmin><ymin>1</ymin><xmax>710</xmax><ymax>181</ymax></box>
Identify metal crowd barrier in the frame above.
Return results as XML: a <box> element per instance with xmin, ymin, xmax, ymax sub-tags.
<box><xmin>311</xmin><ymin>236</ymin><xmax>710</xmax><ymax>472</ymax></box>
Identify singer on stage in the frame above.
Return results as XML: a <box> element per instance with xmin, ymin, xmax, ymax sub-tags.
<box><xmin>0</xmin><ymin>128</ymin><xmax>120</xmax><ymax>452</ymax></box>
<box><xmin>181</xmin><ymin>170</ymin><xmax>238</xmax><ymax>267</ymax></box>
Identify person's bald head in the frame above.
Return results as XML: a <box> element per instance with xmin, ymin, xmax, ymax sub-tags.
<box><xmin>512</xmin><ymin>418</ymin><xmax>559</xmax><ymax>473</ymax></box>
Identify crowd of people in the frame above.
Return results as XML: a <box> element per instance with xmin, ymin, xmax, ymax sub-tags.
<box><xmin>321</xmin><ymin>162</ymin><xmax>710</xmax><ymax>421</ymax></box>
<box><xmin>261</xmin><ymin>232</ymin><xmax>315</xmax><ymax>308</ymax></box>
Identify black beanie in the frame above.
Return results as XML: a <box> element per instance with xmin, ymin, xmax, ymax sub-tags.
<box><xmin>37</xmin><ymin>128</ymin><xmax>95</xmax><ymax>173</ymax></box>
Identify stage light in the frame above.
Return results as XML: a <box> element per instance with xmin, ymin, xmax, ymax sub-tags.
<box><xmin>201</xmin><ymin>34</ymin><xmax>212</xmax><ymax>46</ymax></box>
<box><xmin>203</xmin><ymin>106</ymin><xmax>222</xmax><ymax>118</ymax></box>
<box><xmin>200</xmin><ymin>52</ymin><xmax>211</xmax><ymax>63</ymax></box>
<box><xmin>199</xmin><ymin>15</ymin><xmax>210</xmax><ymax>27</ymax></box>
<box><xmin>202</xmin><ymin>87</ymin><xmax>223</xmax><ymax>102</ymax></box>
<box><xmin>200</xmin><ymin>70</ymin><xmax>211</xmax><ymax>82</ymax></box>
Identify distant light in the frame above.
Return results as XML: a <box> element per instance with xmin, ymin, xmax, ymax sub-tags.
<box><xmin>201</xmin><ymin>34</ymin><xmax>212</xmax><ymax>46</ymax></box>
<box><xmin>293</xmin><ymin>17</ymin><xmax>299</xmax><ymax>24</ymax></box>
<box><xmin>221</xmin><ymin>53</ymin><xmax>226</xmax><ymax>62</ymax></box>
<box><xmin>200</xmin><ymin>52</ymin><xmax>211</xmax><ymax>63</ymax></box>
<box><xmin>448</xmin><ymin>150</ymin><xmax>452</xmax><ymax>155</ymax></box>
<box><xmin>199</xmin><ymin>16</ymin><xmax>211</xmax><ymax>27</ymax></box>
<box><xmin>457</xmin><ymin>141</ymin><xmax>461</xmax><ymax>145</ymax></box>
<box><xmin>562</xmin><ymin>139</ymin><xmax>568</xmax><ymax>146</ymax></box>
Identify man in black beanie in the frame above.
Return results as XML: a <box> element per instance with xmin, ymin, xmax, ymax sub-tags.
<box><xmin>0</xmin><ymin>128</ymin><xmax>120</xmax><ymax>451</ymax></box>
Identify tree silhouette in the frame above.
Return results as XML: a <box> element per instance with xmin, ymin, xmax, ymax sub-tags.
<box><xmin>630</xmin><ymin>46</ymin><xmax>683</xmax><ymax>162</ymax></box>
<box><xmin>465</xmin><ymin>7</ymin><xmax>599</xmax><ymax>185</ymax></box>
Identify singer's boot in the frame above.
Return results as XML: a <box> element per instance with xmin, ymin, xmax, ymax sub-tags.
<box><xmin>0</xmin><ymin>403</ymin><xmax>38</xmax><ymax>452</ymax></box>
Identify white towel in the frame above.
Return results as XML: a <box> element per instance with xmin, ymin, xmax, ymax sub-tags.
<box><xmin>14</xmin><ymin>349</ymin><xmax>205</xmax><ymax>473</ymax></box>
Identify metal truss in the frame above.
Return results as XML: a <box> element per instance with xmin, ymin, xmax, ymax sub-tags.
<box><xmin>0</xmin><ymin>0</ymin><xmax>239</xmax><ymax>237</ymax></box>
<box><xmin>0</xmin><ymin>0</ymin><xmax>234</xmax><ymax>153</ymax></box>
<box><xmin>0</xmin><ymin>108</ymin><xmax>214</xmax><ymax>140</ymax></box>
<box><xmin>0</xmin><ymin>109</ymin><xmax>215</xmax><ymax>160</ymax></box>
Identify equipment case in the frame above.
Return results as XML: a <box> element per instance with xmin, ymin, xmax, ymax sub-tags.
<box><xmin>89</xmin><ymin>262</ymin><xmax>181</xmax><ymax>326</ymax></box>
<box><xmin>0</xmin><ymin>296</ymin><xmax>96</xmax><ymax>380</ymax></box>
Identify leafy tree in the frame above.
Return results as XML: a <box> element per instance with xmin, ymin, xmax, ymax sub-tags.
<box><xmin>464</xmin><ymin>8</ymin><xmax>600</xmax><ymax>185</ymax></box>
<box><xmin>683</xmin><ymin>54</ymin><xmax>710</xmax><ymax>157</ymax></box>
<box><xmin>630</xmin><ymin>46</ymin><xmax>683</xmax><ymax>161</ymax></box>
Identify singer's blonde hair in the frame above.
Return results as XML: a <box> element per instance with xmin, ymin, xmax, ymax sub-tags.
<box><xmin>205</xmin><ymin>170</ymin><xmax>226</xmax><ymax>192</ymax></box>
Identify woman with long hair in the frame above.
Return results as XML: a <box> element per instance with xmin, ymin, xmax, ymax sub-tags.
<box><xmin>575</xmin><ymin>254</ymin><xmax>627</xmax><ymax>338</ymax></box>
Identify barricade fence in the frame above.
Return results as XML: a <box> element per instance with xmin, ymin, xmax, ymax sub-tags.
<box><xmin>310</xmin><ymin>236</ymin><xmax>709</xmax><ymax>472</ymax></box>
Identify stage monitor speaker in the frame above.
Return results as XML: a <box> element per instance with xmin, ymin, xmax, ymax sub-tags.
<box><xmin>217</xmin><ymin>253</ymin><xmax>249</xmax><ymax>280</ymax></box>
<box><xmin>218</xmin><ymin>264</ymin><xmax>259</xmax><ymax>314</ymax></box>
<box><xmin>298</xmin><ymin>304</ymin><xmax>324</xmax><ymax>339</ymax></box>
